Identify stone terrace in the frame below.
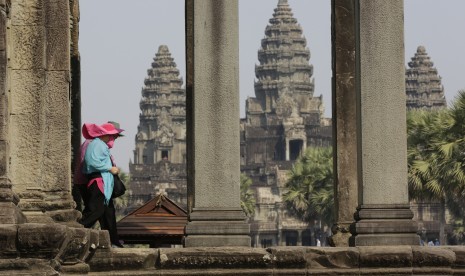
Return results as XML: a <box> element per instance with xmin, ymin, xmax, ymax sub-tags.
<box><xmin>2</xmin><ymin>223</ymin><xmax>465</xmax><ymax>275</ymax></box>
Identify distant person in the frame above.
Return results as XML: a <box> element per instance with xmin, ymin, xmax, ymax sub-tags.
<box><xmin>78</xmin><ymin>122</ymin><xmax>125</xmax><ymax>248</ymax></box>
<box><xmin>434</xmin><ymin>239</ymin><xmax>440</xmax><ymax>246</ymax></box>
<box><xmin>73</xmin><ymin>121</ymin><xmax>122</xmax><ymax>214</ymax></box>
<box><xmin>427</xmin><ymin>240</ymin><xmax>434</xmax><ymax>246</ymax></box>
<box><xmin>316</xmin><ymin>239</ymin><xmax>321</xmax><ymax>247</ymax></box>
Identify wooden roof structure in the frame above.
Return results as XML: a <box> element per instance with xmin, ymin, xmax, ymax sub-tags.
<box><xmin>117</xmin><ymin>194</ymin><xmax>187</xmax><ymax>246</ymax></box>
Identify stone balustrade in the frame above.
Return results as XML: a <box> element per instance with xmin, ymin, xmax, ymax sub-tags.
<box><xmin>1</xmin><ymin>223</ymin><xmax>465</xmax><ymax>276</ymax></box>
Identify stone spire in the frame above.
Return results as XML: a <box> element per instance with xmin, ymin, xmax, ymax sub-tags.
<box><xmin>134</xmin><ymin>45</ymin><xmax>186</xmax><ymax>165</ymax></box>
<box><xmin>252</xmin><ymin>0</ymin><xmax>316</xmax><ymax>117</ymax></box>
<box><xmin>406</xmin><ymin>46</ymin><xmax>447</xmax><ymax>110</ymax></box>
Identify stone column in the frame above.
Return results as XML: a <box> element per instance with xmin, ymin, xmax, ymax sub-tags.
<box><xmin>350</xmin><ymin>0</ymin><xmax>419</xmax><ymax>245</ymax></box>
<box><xmin>285</xmin><ymin>138</ymin><xmax>290</xmax><ymax>161</ymax></box>
<box><xmin>10</xmin><ymin>0</ymin><xmax>78</xmax><ymax>224</ymax></box>
<box><xmin>0</xmin><ymin>0</ymin><xmax>26</xmax><ymax>224</ymax></box>
<box><xmin>297</xmin><ymin>230</ymin><xmax>302</xmax><ymax>246</ymax></box>
<box><xmin>184</xmin><ymin>0</ymin><xmax>250</xmax><ymax>247</ymax></box>
<box><xmin>329</xmin><ymin>0</ymin><xmax>358</xmax><ymax>247</ymax></box>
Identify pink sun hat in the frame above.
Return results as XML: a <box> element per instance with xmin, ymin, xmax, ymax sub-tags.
<box><xmin>82</xmin><ymin>122</ymin><xmax>125</xmax><ymax>139</ymax></box>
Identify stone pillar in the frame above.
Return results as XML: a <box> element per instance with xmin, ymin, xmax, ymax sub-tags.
<box><xmin>329</xmin><ymin>0</ymin><xmax>358</xmax><ymax>247</ymax></box>
<box><xmin>0</xmin><ymin>0</ymin><xmax>26</xmax><ymax>224</ymax></box>
<box><xmin>350</xmin><ymin>0</ymin><xmax>419</xmax><ymax>246</ymax></box>
<box><xmin>184</xmin><ymin>0</ymin><xmax>250</xmax><ymax>247</ymax></box>
<box><xmin>285</xmin><ymin>138</ymin><xmax>290</xmax><ymax>161</ymax></box>
<box><xmin>10</xmin><ymin>0</ymin><xmax>79</xmax><ymax>224</ymax></box>
<box><xmin>297</xmin><ymin>231</ymin><xmax>302</xmax><ymax>246</ymax></box>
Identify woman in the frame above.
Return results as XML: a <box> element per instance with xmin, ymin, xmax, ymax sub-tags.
<box><xmin>79</xmin><ymin>122</ymin><xmax>124</xmax><ymax>248</ymax></box>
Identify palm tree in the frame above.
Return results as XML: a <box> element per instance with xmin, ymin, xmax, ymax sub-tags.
<box><xmin>407</xmin><ymin>90</ymin><xmax>465</xmax><ymax>244</ymax></box>
<box><xmin>282</xmin><ymin>147</ymin><xmax>334</xmax><ymax>228</ymax></box>
<box><xmin>240</xmin><ymin>173</ymin><xmax>256</xmax><ymax>217</ymax></box>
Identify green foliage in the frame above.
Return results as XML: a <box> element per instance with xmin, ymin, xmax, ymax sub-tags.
<box><xmin>282</xmin><ymin>147</ymin><xmax>334</xmax><ymax>227</ymax></box>
<box><xmin>407</xmin><ymin>90</ymin><xmax>465</xmax><ymax>219</ymax></box>
<box><xmin>240</xmin><ymin>173</ymin><xmax>256</xmax><ymax>217</ymax></box>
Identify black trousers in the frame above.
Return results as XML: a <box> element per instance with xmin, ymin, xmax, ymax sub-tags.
<box><xmin>72</xmin><ymin>184</ymin><xmax>90</xmax><ymax>214</ymax></box>
<box><xmin>79</xmin><ymin>181</ymin><xmax>120</xmax><ymax>245</ymax></box>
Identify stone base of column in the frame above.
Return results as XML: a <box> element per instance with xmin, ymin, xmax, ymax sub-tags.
<box><xmin>350</xmin><ymin>204</ymin><xmax>420</xmax><ymax>246</ymax></box>
<box><xmin>0</xmin><ymin>202</ymin><xmax>27</xmax><ymax>224</ymax></box>
<box><xmin>19</xmin><ymin>194</ymin><xmax>81</xmax><ymax>225</ymax></box>
<box><xmin>185</xmin><ymin>208</ymin><xmax>250</xmax><ymax>247</ymax></box>
<box><xmin>0</xmin><ymin>181</ymin><xmax>27</xmax><ymax>224</ymax></box>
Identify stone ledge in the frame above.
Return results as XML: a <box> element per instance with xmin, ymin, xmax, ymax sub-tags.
<box><xmin>159</xmin><ymin>247</ymin><xmax>271</xmax><ymax>269</ymax></box>
<box><xmin>3</xmin><ymin>231</ymin><xmax>465</xmax><ymax>276</ymax></box>
<box><xmin>88</xmin><ymin>248</ymin><xmax>158</xmax><ymax>272</ymax></box>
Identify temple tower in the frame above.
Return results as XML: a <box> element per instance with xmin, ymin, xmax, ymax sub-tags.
<box><xmin>244</xmin><ymin>0</ymin><xmax>329</xmax><ymax>164</ymax></box>
<box><xmin>241</xmin><ymin>0</ymin><xmax>332</xmax><ymax>247</ymax></box>
<box><xmin>405</xmin><ymin>46</ymin><xmax>447</xmax><ymax>110</ymax></box>
<box><xmin>248</xmin><ymin>0</ymin><xmax>324</xmax><ymax>130</ymax></box>
<box><xmin>128</xmin><ymin>45</ymin><xmax>187</xmax><ymax>210</ymax></box>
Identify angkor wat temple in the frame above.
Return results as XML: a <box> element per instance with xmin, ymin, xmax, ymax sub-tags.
<box><xmin>125</xmin><ymin>1</ymin><xmax>451</xmax><ymax>248</ymax></box>
<box><xmin>126</xmin><ymin>0</ymin><xmax>332</xmax><ymax>246</ymax></box>
<box><xmin>127</xmin><ymin>45</ymin><xmax>187</xmax><ymax>213</ymax></box>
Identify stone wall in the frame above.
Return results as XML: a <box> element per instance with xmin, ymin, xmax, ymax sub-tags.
<box><xmin>1</xmin><ymin>228</ymin><xmax>465</xmax><ymax>276</ymax></box>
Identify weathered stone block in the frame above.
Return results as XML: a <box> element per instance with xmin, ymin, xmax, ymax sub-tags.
<box><xmin>46</xmin><ymin>28</ymin><xmax>70</xmax><ymax>70</ymax></box>
<box><xmin>98</xmin><ymin>229</ymin><xmax>111</xmax><ymax>249</ymax></box>
<box><xmin>305</xmin><ymin>247</ymin><xmax>359</xmax><ymax>269</ymax></box>
<box><xmin>0</xmin><ymin>202</ymin><xmax>26</xmax><ymax>224</ymax></box>
<box><xmin>89</xmin><ymin>229</ymin><xmax>100</xmax><ymax>249</ymax></box>
<box><xmin>12</xmin><ymin>0</ymin><xmax>43</xmax><ymax>26</ymax></box>
<box><xmin>359</xmin><ymin>246</ymin><xmax>412</xmax><ymax>268</ymax></box>
<box><xmin>11</xmin><ymin>26</ymin><xmax>45</xmax><ymax>69</ymax></box>
<box><xmin>412</xmin><ymin>246</ymin><xmax>455</xmax><ymax>275</ymax></box>
<box><xmin>413</xmin><ymin>246</ymin><xmax>455</xmax><ymax>265</ymax></box>
<box><xmin>44</xmin><ymin>0</ymin><xmax>68</xmax><ymax>28</ymax></box>
<box><xmin>444</xmin><ymin>246</ymin><xmax>465</xmax><ymax>267</ymax></box>
<box><xmin>0</xmin><ymin>186</ymin><xmax>17</xmax><ymax>202</ymax></box>
<box><xmin>159</xmin><ymin>247</ymin><xmax>271</xmax><ymax>269</ymax></box>
<box><xmin>0</xmin><ymin>258</ymin><xmax>55</xmax><ymax>272</ymax></box>
<box><xmin>267</xmin><ymin>246</ymin><xmax>306</xmax><ymax>269</ymax></box>
<box><xmin>10</xmin><ymin>70</ymin><xmax>44</xmax><ymax>115</ymax></box>
<box><xmin>58</xmin><ymin>262</ymin><xmax>90</xmax><ymax>274</ymax></box>
<box><xmin>17</xmin><ymin>223</ymin><xmax>67</xmax><ymax>258</ymax></box>
<box><xmin>0</xmin><ymin>225</ymin><xmax>18</xmax><ymax>257</ymax></box>
<box><xmin>57</xmin><ymin>227</ymin><xmax>89</xmax><ymax>265</ymax></box>
<box><xmin>89</xmin><ymin>248</ymin><xmax>157</xmax><ymax>272</ymax></box>
<box><xmin>47</xmin><ymin>208</ymin><xmax>80</xmax><ymax>223</ymax></box>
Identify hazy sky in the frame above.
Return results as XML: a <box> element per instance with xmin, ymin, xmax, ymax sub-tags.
<box><xmin>79</xmin><ymin>0</ymin><xmax>465</xmax><ymax>172</ymax></box>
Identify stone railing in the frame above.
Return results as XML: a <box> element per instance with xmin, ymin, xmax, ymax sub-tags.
<box><xmin>89</xmin><ymin>246</ymin><xmax>465</xmax><ymax>275</ymax></box>
<box><xmin>2</xmin><ymin>223</ymin><xmax>465</xmax><ymax>276</ymax></box>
